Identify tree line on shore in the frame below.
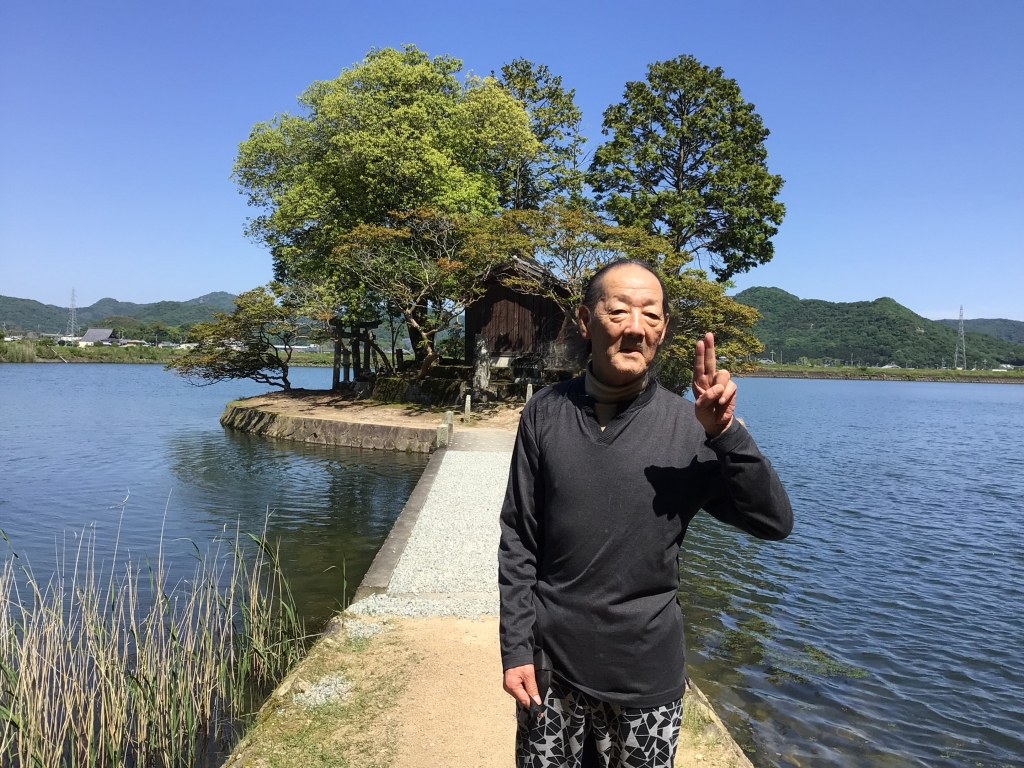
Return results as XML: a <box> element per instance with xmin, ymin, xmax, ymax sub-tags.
<box><xmin>734</xmin><ymin>287</ymin><xmax>1024</xmax><ymax>369</ymax></box>
<box><xmin>170</xmin><ymin>45</ymin><xmax>786</xmax><ymax>392</ymax></box>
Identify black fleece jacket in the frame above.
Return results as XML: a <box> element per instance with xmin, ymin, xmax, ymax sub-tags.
<box><xmin>497</xmin><ymin>376</ymin><xmax>793</xmax><ymax>707</ymax></box>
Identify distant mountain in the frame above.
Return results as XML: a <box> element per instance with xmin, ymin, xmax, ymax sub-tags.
<box><xmin>0</xmin><ymin>292</ymin><xmax>238</xmax><ymax>334</ymax></box>
<box><xmin>733</xmin><ymin>287</ymin><xmax>1024</xmax><ymax>368</ymax></box>
<box><xmin>935</xmin><ymin>318</ymin><xmax>1024</xmax><ymax>345</ymax></box>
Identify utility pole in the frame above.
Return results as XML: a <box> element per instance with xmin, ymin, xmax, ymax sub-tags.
<box><xmin>952</xmin><ymin>306</ymin><xmax>967</xmax><ymax>370</ymax></box>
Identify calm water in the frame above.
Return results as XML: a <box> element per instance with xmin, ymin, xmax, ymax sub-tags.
<box><xmin>681</xmin><ymin>378</ymin><xmax>1024</xmax><ymax>768</ymax></box>
<box><xmin>1</xmin><ymin>366</ymin><xmax>1022</xmax><ymax>767</ymax></box>
<box><xmin>0</xmin><ymin>364</ymin><xmax>428</xmax><ymax>626</ymax></box>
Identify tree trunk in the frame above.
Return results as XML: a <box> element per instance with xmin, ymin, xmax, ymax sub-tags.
<box><xmin>417</xmin><ymin>350</ymin><xmax>439</xmax><ymax>379</ymax></box>
<box><xmin>363</xmin><ymin>331</ymin><xmax>372</xmax><ymax>372</ymax></box>
<box><xmin>408</xmin><ymin>303</ymin><xmax>428</xmax><ymax>361</ymax></box>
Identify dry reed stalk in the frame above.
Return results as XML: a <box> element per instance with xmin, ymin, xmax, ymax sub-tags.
<box><xmin>0</xmin><ymin>515</ymin><xmax>307</xmax><ymax>767</ymax></box>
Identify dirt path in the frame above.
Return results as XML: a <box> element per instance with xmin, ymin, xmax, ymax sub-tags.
<box><xmin>392</xmin><ymin>618</ymin><xmax>514</xmax><ymax>768</ymax></box>
<box><xmin>227</xmin><ymin>616</ymin><xmax>745</xmax><ymax>768</ymax></box>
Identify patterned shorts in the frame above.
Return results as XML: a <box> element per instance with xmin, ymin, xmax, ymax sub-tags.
<box><xmin>515</xmin><ymin>675</ymin><xmax>683</xmax><ymax>768</ymax></box>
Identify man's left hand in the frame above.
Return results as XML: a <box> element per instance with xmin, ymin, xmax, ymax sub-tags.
<box><xmin>692</xmin><ymin>332</ymin><xmax>736</xmax><ymax>437</ymax></box>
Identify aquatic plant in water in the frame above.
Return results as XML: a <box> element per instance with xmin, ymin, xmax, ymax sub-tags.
<box><xmin>0</xmin><ymin>516</ymin><xmax>308</xmax><ymax>767</ymax></box>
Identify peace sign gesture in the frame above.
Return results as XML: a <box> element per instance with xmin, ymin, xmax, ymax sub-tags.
<box><xmin>692</xmin><ymin>333</ymin><xmax>736</xmax><ymax>436</ymax></box>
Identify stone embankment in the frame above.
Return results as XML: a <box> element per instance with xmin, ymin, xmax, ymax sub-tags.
<box><xmin>226</xmin><ymin>424</ymin><xmax>755</xmax><ymax>768</ymax></box>
<box><xmin>220</xmin><ymin>392</ymin><xmax>442</xmax><ymax>452</ymax></box>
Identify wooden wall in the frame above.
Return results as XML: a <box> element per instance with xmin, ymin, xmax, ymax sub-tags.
<box><xmin>464</xmin><ymin>282</ymin><xmax>563</xmax><ymax>359</ymax></box>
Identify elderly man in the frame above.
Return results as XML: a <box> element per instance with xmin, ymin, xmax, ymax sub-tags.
<box><xmin>498</xmin><ymin>259</ymin><xmax>793</xmax><ymax>768</ymax></box>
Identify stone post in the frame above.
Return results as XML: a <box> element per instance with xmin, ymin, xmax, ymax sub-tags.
<box><xmin>473</xmin><ymin>334</ymin><xmax>491</xmax><ymax>394</ymax></box>
<box><xmin>444</xmin><ymin>410</ymin><xmax>454</xmax><ymax>432</ymax></box>
<box><xmin>436</xmin><ymin>423</ymin><xmax>449</xmax><ymax>448</ymax></box>
<box><xmin>526</xmin><ymin>383</ymin><xmax>533</xmax><ymax>402</ymax></box>
<box><xmin>465</xmin><ymin>394</ymin><xmax>472</xmax><ymax>420</ymax></box>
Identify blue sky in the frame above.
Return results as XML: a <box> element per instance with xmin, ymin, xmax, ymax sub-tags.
<box><xmin>1</xmin><ymin>0</ymin><xmax>1021</xmax><ymax>319</ymax></box>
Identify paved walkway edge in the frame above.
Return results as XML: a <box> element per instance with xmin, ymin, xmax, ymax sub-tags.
<box><xmin>352</xmin><ymin>446</ymin><xmax>448</xmax><ymax>602</ymax></box>
<box><xmin>686</xmin><ymin>680</ymin><xmax>756</xmax><ymax>768</ymax></box>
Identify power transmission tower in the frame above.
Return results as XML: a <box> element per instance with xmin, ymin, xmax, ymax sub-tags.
<box><xmin>952</xmin><ymin>305</ymin><xmax>967</xmax><ymax>370</ymax></box>
<box><xmin>66</xmin><ymin>288</ymin><xmax>78</xmax><ymax>338</ymax></box>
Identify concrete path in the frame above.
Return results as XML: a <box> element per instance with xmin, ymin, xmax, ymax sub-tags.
<box><xmin>350</xmin><ymin>429</ymin><xmax>514</xmax><ymax>619</ymax></box>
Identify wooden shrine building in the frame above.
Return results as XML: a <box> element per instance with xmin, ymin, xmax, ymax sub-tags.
<box><xmin>463</xmin><ymin>257</ymin><xmax>566</xmax><ymax>367</ymax></box>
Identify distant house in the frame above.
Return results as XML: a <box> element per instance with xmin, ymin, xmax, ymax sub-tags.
<box><xmin>78</xmin><ymin>328</ymin><xmax>115</xmax><ymax>346</ymax></box>
<box><xmin>464</xmin><ymin>257</ymin><xmax>566</xmax><ymax>367</ymax></box>
<box><xmin>881</xmin><ymin>363</ymin><xmax>902</xmax><ymax>369</ymax></box>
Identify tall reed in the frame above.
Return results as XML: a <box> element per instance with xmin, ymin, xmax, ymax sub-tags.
<box><xmin>0</xmin><ymin>517</ymin><xmax>307</xmax><ymax>767</ymax></box>
<box><xmin>0</xmin><ymin>341</ymin><xmax>37</xmax><ymax>363</ymax></box>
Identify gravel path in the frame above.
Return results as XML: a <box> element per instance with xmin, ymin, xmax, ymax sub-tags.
<box><xmin>349</xmin><ymin>435</ymin><xmax>512</xmax><ymax>619</ymax></box>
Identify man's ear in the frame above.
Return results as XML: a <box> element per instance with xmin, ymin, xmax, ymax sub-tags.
<box><xmin>657</xmin><ymin>315</ymin><xmax>669</xmax><ymax>345</ymax></box>
<box><xmin>578</xmin><ymin>305</ymin><xmax>591</xmax><ymax>340</ymax></box>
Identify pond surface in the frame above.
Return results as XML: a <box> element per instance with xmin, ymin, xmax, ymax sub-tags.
<box><xmin>681</xmin><ymin>378</ymin><xmax>1024</xmax><ymax>767</ymax></box>
<box><xmin>0</xmin><ymin>363</ymin><xmax>428</xmax><ymax>626</ymax></box>
<box><xmin>1</xmin><ymin>365</ymin><xmax>1021</xmax><ymax>767</ymax></box>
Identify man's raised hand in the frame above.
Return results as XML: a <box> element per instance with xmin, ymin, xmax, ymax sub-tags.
<box><xmin>692</xmin><ymin>332</ymin><xmax>736</xmax><ymax>436</ymax></box>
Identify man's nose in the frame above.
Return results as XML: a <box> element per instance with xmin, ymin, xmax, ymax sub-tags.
<box><xmin>624</xmin><ymin>310</ymin><xmax>644</xmax><ymax>337</ymax></box>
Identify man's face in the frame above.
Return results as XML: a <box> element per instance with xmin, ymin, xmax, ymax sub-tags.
<box><xmin>578</xmin><ymin>264</ymin><xmax>668</xmax><ymax>387</ymax></box>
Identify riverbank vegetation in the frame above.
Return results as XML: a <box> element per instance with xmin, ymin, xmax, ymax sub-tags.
<box><xmin>0</xmin><ymin>339</ymin><xmax>337</xmax><ymax>367</ymax></box>
<box><xmin>0</xmin><ymin>521</ymin><xmax>307</xmax><ymax>766</ymax></box>
<box><xmin>169</xmin><ymin>45</ymin><xmax>785</xmax><ymax>393</ymax></box>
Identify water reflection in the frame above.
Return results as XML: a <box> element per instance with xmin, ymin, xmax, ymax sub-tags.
<box><xmin>166</xmin><ymin>429</ymin><xmax>428</xmax><ymax>625</ymax></box>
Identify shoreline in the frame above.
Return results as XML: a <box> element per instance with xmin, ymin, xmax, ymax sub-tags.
<box><xmin>738</xmin><ymin>368</ymin><xmax>1024</xmax><ymax>384</ymax></box>
<box><xmin>219</xmin><ymin>390</ymin><xmax>521</xmax><ymax>453</ymax></box>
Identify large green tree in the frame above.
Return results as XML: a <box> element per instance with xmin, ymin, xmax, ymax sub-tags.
<box><xmin>494</xmin><ymin>59</ymin><xmax>586</xmax><ymax>209</ymax></box>
<box><xmin>233</xmin><ymin>45</ymin><xmax>539</xmax><ymax>281</ymax></box>
<box><xmin>589</xmin><ymin>55</ymin><xmax>785</xmax><ymax>281</ymax></box>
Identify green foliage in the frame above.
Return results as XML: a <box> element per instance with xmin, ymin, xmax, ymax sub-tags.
<box><xmin>735</xmin><ymin>287</ymin><xmax>1024</xmax><ymax>367</ymax></box>
<box><xmin>656</xmin><ymin>260</ymin><xmax>762</xmax><ymax>391</ymax></box>
<box><xmin>499</xmin><ymin>205</ymin><xmax>762</xmax><ymax>389</ymax></box>
<box><xmin>588</xmin><ymin>55</ymin><xmax>785</xmax><ymax>281</ymax></box>
<box><xmin>333</xmin><ymin>209</ymin><xmax>515</xmax><ymax>376</ymax></box>
<box><xmin>936</xmin><ymin>317</ymin><xmax>1024</xmax><ymax>345</ymax></box>
<box><xmin>500</xmin><ymin>203</ymin><xmax>630</xmax><ymax>333</ymax></box>
<box><xmin>495</xmin><ymin>59</ymin><xmax>586</xmax><ymax>208</ymax></box>
<box><xmin>167</xmin><ymin>285</ymin><xmax>304</xmax><ymax>389</ymax></box>
<box><xmin>233</xmin><ymin>44</ymin><xmax>539</xmax><ymax>280</ymax></box>
<box><xmin>0</xmin><ymin>341</ymin><xmax>37</xmax><ymax>363</ymax></box>
<box><xmin>0</xmin><ymin>293</ymin><xmax>236</xmax><ymax>335</ymax></box>
<box><xmin>436</xmin><ymin>323</ymin><xmax>465</xmax><ymax>361</ymax></box>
